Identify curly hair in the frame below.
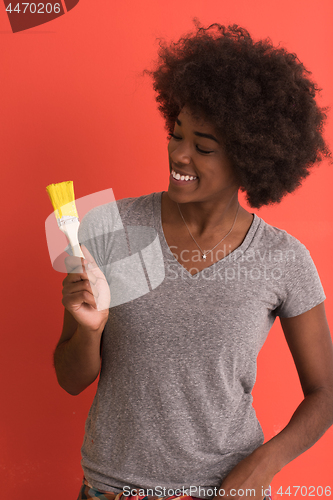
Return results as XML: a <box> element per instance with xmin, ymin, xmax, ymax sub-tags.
<box><xmin>144</xmin><ymin>20</ymin><xmax>332</xmax><ymax>208</ymax></box>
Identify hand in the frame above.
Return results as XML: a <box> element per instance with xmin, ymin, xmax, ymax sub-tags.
<box><xmin>213</xmin><ymin>447</ymin><xmax>274</xmax><ymax>500</ymax></box>
<box><xmin>62</xmin><ymin>244</ymin><xmax>111</xmax><ymax>332</ymax></box>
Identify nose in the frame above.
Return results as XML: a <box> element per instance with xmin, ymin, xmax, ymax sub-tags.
<box><xmin>170</xmin><ymin>142</ymin><xmax>191</xmax><ymax>165</ymax></box>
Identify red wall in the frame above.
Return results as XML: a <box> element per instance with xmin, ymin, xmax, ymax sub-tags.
<box><xmin>0</xmin><ymin>0</ymin><xmax>332</xmax><ymax>498</ymax></box>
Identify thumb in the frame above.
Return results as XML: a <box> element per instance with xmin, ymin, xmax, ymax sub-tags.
<box><xmin>80</xmin><ymin>244</ymin><xmax>94</xmax><ymax>263</ymax></box>
<box><xmin>80</xmin><ymin>244</ymin><xmax>100</xmax><ymax>271</ymax></box>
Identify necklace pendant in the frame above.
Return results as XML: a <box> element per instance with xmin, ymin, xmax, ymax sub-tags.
<box><xmin>202</xmin><ymin>253</ymin><xmax>207</xmax><ymax>260</ymax></box>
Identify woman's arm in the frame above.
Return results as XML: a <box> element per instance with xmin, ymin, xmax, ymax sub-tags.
<box><xmin>54</xmin><ymin>308</ymin><xmax>104</xmax><ymax>396</ymax></box>
<box><xmin>214</xmin><ymin>302</ymin><xmax>333</xmax><ymax>499</ymax></box>
<box><xmin>54</xmin><ymin>248</ymin><xmax>110</xmax><ymax>396</ymax></box>
<box><xmin>260</xmin><ymin>301</ymin><xmax>333</xmax><ymax>471</ymax></box>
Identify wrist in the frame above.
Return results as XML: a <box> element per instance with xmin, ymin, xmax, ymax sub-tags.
<box><xmin>251</xmin><ymin>440</ymin><xmax>284</xmax><ymax>477</ymax></box>
<box><xmin>76</xmin><ymin>322</ymin><xmax>105</xmax><ymax>340</ymax></box>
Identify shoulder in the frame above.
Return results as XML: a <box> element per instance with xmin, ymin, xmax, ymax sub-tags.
<box><xmin>115</xmin><ymin>191</ymin><xmax>157</xmax><ymax>218</ymax></box>
<box><xmin>79</xmin><ymin>191</ymin><xmax>158</xmax><ymax>229</ymax></box>
<box><xmin>254</xmin><ymin>217</ymin><xmax>325</xmax><ymax>318</ymax></box>
<box><xmin>255</xmin><ymin>215</ymin><xmax>310</xmax><ymax>259</ymax></box>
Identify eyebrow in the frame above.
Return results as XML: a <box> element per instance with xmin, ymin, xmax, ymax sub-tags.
<box><xmin>176</xmin><ymin>118</ymin><xmax>220</xmax><ymax>144</ymax></box>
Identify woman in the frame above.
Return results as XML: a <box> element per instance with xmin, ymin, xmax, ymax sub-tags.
<box><xmin>55</xmin><ymin>22</ymin><xmax>333</xmax><ymax>500</ymax></box>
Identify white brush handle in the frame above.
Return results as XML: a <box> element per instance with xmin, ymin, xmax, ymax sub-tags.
<box><xmin>60</xmin><ymin>219</ymin><xmax>85</xmax><ymax>258</ymax></box>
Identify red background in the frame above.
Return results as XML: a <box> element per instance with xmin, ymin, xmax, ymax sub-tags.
<box><xmin>0</xmin><ymin>0</ymin><xmax>332</xmax><ymax>498</ymax></box>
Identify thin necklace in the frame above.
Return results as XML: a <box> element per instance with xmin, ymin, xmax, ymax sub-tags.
<box><xmin>176</xmin><ymin>201</ymin><xmax>240</xmax><ymax>260</ymax></box>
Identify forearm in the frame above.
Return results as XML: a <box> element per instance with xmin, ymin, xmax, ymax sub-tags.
<box><xmin>214</xmin><ymin>389</ymin><xmax>333</xmax><ymax>500</ymax></box>
<box><xmin>254</xmin><ymin>388</ymin><xmax>333</xmax><ymax>476</ymax></box>
<box><xmin>54</xmin><ymin>324</ymin><xmax>103</xmax><ymax>395</ymax></box>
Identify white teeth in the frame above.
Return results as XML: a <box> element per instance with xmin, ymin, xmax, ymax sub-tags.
<box><xmin>171</xmin><ymin>169</ymin><xmax>197</xmax><ymax>181</ymax></box>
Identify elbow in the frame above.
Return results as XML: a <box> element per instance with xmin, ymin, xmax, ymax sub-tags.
<box><xmin>55</xmin><ymin>371</ymin><xmax>98</xmax><ymax>396</ymax></box>
<box><xmin>55</xmin><ymin>374</ymin><xmax>86</xmax><ymax>396</ymax></box>
<box><xmin>62</xmin><ymin>385</ymin><xmax>83</xmax><ymax>396</ymax></box>
<box><xmin>57</xmin><ymin>380</ymin><xmax>80</xmax><ymax>396</ymax></box>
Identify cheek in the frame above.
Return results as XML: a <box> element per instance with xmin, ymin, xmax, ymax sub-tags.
<box><xmin>167</xmin><ymin>142</ymin><xmax>176</xmax><ymax>156</ymax></box>
<box><xmin>211</xmin><ymin>162</ymin><xmax>238</xmax><ymax>185</ymax></box>
<box><xmin>167</xmin><ymin>138</ymin><xmax>174</xmax><ymax>149</ymax></box>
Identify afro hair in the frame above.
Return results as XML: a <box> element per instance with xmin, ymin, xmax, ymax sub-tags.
<box><xmin>144</xmin><ymin>20</ymin><xmax>332</xmax><ymax>208</ymax></box>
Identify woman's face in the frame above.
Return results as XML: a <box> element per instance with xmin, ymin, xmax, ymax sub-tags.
<box><xmin>167</xmin><ymin>107</ymin><xmax>240</xmax><ymax>204</ymax></box>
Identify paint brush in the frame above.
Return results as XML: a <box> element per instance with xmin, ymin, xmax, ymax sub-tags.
<box><xmin>46</xmin><ymin>180</ymin><xmax>85</xmax><ymax>259</ymax></box>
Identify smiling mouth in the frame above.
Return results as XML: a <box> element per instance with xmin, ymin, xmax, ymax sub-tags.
<box><xmin>171</xmin><ymin>169</ymin><xmax>198</xmax><ymax>182</ymax></box>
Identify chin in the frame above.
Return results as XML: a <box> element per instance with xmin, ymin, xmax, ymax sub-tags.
<box><xmin>166</xmin><ymin>185</ymin><xmax>197</xmax><ymax>205</ymax></box>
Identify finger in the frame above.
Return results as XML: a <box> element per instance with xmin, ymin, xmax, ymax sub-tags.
<box><xmin>63</xmin><ymin>269</ymin><xmax>99</xmax><ymax>288</ymax></box>
<box><xmin>63</xmin><ymin>270</ymin><xmax>88</xmax><ymax>286</ymax></box>
<box><xmin>80</xmin><ymin>244</ymin><xmax>98</xmax><ymax>267</ymax></box>
<box><xmin>80</xmin><ymin>245</ymin><xmax>107</xmax><ymax>281</ymax></box>
<box><xmin>81</xmin><ymin>254</ymin><xmax>107</xmax><ymax>285</ymax></box>
<box><xmin>64</xmin><ymin>254</ymin><xmax>86</xmax><ymax>274</ymax></box>
<box><xmin>86</xmin><ymin>270</ymin><xmax>98</xmax><ymax>285</ymax></box>
<box><xmin>62</xmin><ymin>290</ymin><xmax>98</xmax><ymax>310</ymax></box>
<box><xmin>62</xmin><ymin>277</ymin><xmax>99</xmax><ymax>298</ymax></box>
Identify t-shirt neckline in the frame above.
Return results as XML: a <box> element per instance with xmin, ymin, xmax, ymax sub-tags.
<box><xmin>154</xmin><ymin>191</ymin><xmax>262</xmax><ymax>285</ymax></box>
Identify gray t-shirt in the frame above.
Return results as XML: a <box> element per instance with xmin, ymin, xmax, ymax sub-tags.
<box><xmin>72</xmin><ymin>191</ymin><xmax>325</xmax><ymax>497</ymax></box>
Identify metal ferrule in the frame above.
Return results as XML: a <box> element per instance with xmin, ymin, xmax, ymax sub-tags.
<box><xmin>57</xmin><ymin>215</ymin><xmax>79</xmax><ymax>228</ymax></box>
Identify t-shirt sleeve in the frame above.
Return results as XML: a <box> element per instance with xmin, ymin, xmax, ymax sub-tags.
<box><xmin>64</xmin><ymin>206</ymin><xmax>106</xmax><ymax>269</ymax></box>
<box><xmin>275</xmin><ymin>239</ymin><xmax>326</xmax><ymax>318</ymax></box>
<box><xmin>64</xmin><ymin>199</ymin><xmax>126</xmax><ymax>271</ymax></box>
<box><xmin>80</xmin><ymin>208</ymin><xmax>107</xmax><ymax>268</ymax></box>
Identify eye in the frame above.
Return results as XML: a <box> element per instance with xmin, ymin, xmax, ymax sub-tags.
<box><xmin>168</xmin><ymin>134</ymin><xmax>214</xmax><ymax>155</ymax></box>
<box><xmin>196</xmin><ymin>146</ymin><xmax>214</xmax><ymax>155</ymax></box>
<box><xmin>168</xmin><ymin>133</ymin><xmax>181</xmax><ymax>141</ymax></box>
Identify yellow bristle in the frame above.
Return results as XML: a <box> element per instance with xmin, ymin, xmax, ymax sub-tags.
<box><xmin>46</xmin><ymin>181</ymin><xmax>79</xmax><ymax>220</ymax></box>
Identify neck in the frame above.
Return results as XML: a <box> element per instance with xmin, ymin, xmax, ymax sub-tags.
<box><xmin>169</xmin><ymin>191</ymin><xmax>241</xmax><ymax>237</ymax></box>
